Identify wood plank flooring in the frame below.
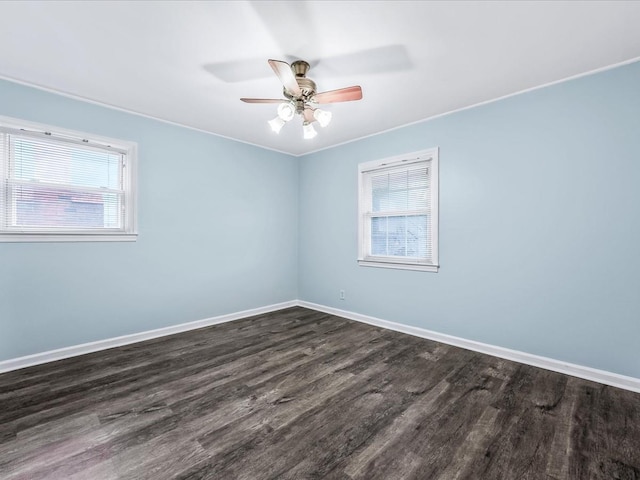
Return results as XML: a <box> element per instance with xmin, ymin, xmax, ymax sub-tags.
<box><xmin>1</xmin><ymin>306</ymin><xmax>639</xmax><ymax>479</ymax></box>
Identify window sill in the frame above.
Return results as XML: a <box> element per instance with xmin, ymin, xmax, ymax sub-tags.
<box><xmin>0</xmin><ymin>233</ymin><xmax>138</xmax><ymax>243</ymax></box>
<box><xmin>358</xmin><ymin>259</ymin><xmax>439</xmax><ymax>273</ymax></box>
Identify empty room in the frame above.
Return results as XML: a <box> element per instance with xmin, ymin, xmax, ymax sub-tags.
<box><xmin>1</xmin><ymin>1</ymin><xmax>640</xmax><ymax>479</ymax></box>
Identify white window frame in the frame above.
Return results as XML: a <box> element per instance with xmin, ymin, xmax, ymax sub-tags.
<box><xmin>358</xmin><ymin>148</ymin><xmax>439</xmax><ymax>272</ymax></box>
<box><xmin>0</xmin><ymin>115</ymin><xmax>137</xmax><ymax>242</ymax></box>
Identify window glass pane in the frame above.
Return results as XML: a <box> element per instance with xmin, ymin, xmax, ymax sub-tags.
<box><xmin>407</xmin><ymin>215</ymin><xmax>428</xmax><ymax>258</ymax></box>
<box><xmin>387</xmin><ymin>170</ymin><xmax>408</xmax><ymax>211</ymax></box>
<box><xmin>370</xmin><ymin>215</ymin><xmax>428</xmax><ymax>259</ymax></box>
<box><xmin>11</xmin><ymin>184</ymin><xmax>123</xmax><ymax>229</ymax></box>
<box><xmin>370</xmin><ymin>167</ymin><xmax>429</xmax><ymax>213</ymax></box>
<box><xmin>371</xmin><ymin>174</ymin><xmax>388</xmax><ymax>213</ymax></box>
<box><xmin>407</xmin><ymin>167</ymin><xmax>428</xmax><ymax>188</ymax></box>
<box><xmin>371</xmin><ymin>216</ymin><xmax>388</xmax><ymax>255</ymax></box>
<box><xmin>387</xmin><ymin>216</ymin><xmax>407</xmax><ymax>256</ymax></box>
<box><xmin>12</xmin><ymin>136</ymin><xmax>121</xmax><ymax>190</ymax></box>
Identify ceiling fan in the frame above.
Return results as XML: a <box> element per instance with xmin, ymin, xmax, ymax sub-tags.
<box><xmin>241</xmin><ymin>59</ymin><xmax>363</xmax><ymax>139</ymax></box>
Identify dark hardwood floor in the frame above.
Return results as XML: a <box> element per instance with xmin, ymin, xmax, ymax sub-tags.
<box><xmin>1</xmin><ymin>306</ymin><xmax>639</xmax><ymax>479</ymax></box>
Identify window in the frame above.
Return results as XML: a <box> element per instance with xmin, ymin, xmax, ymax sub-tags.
<box><xmin>358</xmin><ymin>148</ymin><xmax>439</xmax><ymax>272</ymax></box>
<box><xmin>0</xmin><ymin>116</ymin><xmax>137</xmax><ymax>242</ymax></box>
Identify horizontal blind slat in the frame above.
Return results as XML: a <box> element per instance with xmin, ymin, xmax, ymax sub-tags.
<box><xmin>0</xmin><ymin>126</ymin><xmax>129</xmax><ymax>154</ymax></box>
<box><xmin>0</xmin><ymin>132</ymin><xmax>6</xmax><ymax>230</ymax></box>
<box><xmin>10</xmin><ymin>135</ymin><xmax>123</xmax><ymax>190</ymax></box>
<box><xmin>8</xmin><ymin>183</ymin><xmax>124</xmax><ymax>229</ymax></box>
<box><xmin>7</xmin><ymin>179</ymin><xmax>124</xmax><ymax>196</ymax></box>
<box><xmin>369</xmin><ymin>165</ymin><xmax>430</xmax><ymax>213</ymax></box>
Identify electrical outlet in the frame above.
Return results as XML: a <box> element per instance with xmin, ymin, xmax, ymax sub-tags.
<box><xmin>339</xmin><ymin>289</ymin><xmax>346</xmax><ymax>300</ymax></box>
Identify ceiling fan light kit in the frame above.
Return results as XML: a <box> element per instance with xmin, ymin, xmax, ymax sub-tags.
<box><xmin>241</xmin><ymin>59</ymin><xmax>362</xmax><ymax>140</ymax></box>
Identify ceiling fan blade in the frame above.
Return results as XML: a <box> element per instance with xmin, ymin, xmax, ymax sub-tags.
<box><xmin>268</xmin><ymin>59</ymin><xmax>302</xmax><ymax>97</ymax></box>
<box><xmin>250</xmin><ymin>2</ymin><xmax>319</xmax><ymax>60</ymax></box>
<box><xmin>303</xmin><ymin>108</ymin><xmax>316</xmax><ymax>123</ymax></box>
<box><xmin>314</xmin><ymin>86</ymin><xmax>362</xmax><ymax>104</ymax></box>
<box><xmin>240</xmin><ymin>98</ymin><xmax>284</xmax><ymax>104</ymax></box>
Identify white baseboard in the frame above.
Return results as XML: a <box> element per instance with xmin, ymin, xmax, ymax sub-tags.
<box><xmin>297</xmin><ymin>300</ymin><xmax>640</xmax><ymax>394</ymax></box>
<box><xmin>0</xmin><ymin>300</ymin><xmax>297</xmax><ymax>374</ymax></box>
<box><xmin>3</xmin><ymin>299</ymin><xmax>639</xmax><ymax>395</ymax></box>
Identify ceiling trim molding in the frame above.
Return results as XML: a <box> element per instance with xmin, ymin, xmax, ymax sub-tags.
<box><xmin>1</xmin><ymin>55</ymin><xmax>639</xmax><ymax>158</ymax></box>
<box><xmin>0</xmin><ymin>73</ymin><xmax>296</xmax><ymax>158</ymax></box>
<box><xmin>300</xmin><ymin>55</ymin><xmax>640</xmax><ymax>157</ymax></box>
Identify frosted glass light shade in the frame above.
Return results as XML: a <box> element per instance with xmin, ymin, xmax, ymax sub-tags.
<box><xmin>303</xmin><ymin>122</ymin><xmax>317</xmax><ymax>139</ymax></box>
<box><xmin>313</xmin><ymin>109</ymin><xmax>332</xmax><ymax>127</ymax></box>
<box><xmin>277</xmin><ymin>102</ymin><xmax>295</xmax><ymax>122</ymax></box>
<box><xmin>268</xmin><ymin>116</ymin><xmax>285</xmax><ymax>133</ymax></box>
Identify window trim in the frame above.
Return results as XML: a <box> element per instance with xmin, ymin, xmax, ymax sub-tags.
<box><xmin>357</xmin><ymin>148</ymin><xmax>439</xmax><ymax>272</ymax></box>
<box><xmin>0</xmin><ymin>115</ymin><xmax>138</xmax><ymax>243</ymax></box>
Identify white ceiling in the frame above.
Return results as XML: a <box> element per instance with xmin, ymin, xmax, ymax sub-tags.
<box><xmin>1</xmin><ymin>1</ymin><xmax>640</xmax><ymax>156</ymax></box>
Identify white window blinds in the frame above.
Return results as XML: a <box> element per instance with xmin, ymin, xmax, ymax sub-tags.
<box><xmin>367</xmin><ymin>163</ymin><xmax>431</xmax><ymax>261</ymax></box>
<box><xmin>0</xmin><ymin>117</ymin><xmax>137</xmax><ymax>241</ymax></box>
<box><xmin>358</xmin><ymin>149</ymin><xmax>439</xmax><ymax>272</ymax></box>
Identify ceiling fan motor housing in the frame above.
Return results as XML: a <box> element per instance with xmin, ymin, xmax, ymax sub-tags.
<box><xmin>291</xmin><ymin>60</ymin><xmax>310</xmax><ymax>77</ymax></box>
<box><xmin>284</xmin><ymin>60</ymin><xmax>317</xmax><ymax>102</ymax></box>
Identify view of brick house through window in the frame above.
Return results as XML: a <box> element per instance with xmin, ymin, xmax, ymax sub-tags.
<box><xmin>13</xmin><ymin>137</ymin><xmax>121</xmax><ymax>229</ymax></box>
<box><xmin>0</xmin><ymin>116</ymin><xmax>137</xmax><ymax>242</ymax></box>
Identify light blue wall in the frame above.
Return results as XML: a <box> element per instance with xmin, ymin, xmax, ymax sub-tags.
<box><xmin>3</xmin><ymin>62</ymin><xmax>640</xmax><ymax>379</ymax></box>
<box><xmin>0</xmin><ymin>79</ymin><xmax>298</xmax><ymax>361</ymax></box>
<box><xmin>299</xmin><ymin>61</ymin><xmax>640</xmax><ymax>379</ymax></box>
